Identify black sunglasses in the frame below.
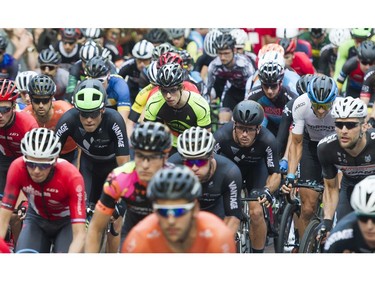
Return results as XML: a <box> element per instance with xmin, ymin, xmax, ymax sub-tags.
<box><xmin>0</xmin><ymin>106</ymin><xmax>12</xmax><ymax>114</ymax></box>
<box><xmin>63</xmin><ymin>41</ymin><xmax>75</xmax><ymax>46</ymax></box>
<box><xmin>360</xmin><ymin>60</ymin><xmax>375</xmax><ymax>66</ymax></box>
<box><xmin>262</xmin><ymin>83</ymin><xmax>279</xmax><ymax>90</ymax></box>
<box><xmin>79</xmin><ymin>110</ymin><xmax>101</xmax><ymax>119</ymax></box>
<box><xmin>32</xmin><ymin>98</ymin><xmax>52</xmax><ymax>105</ymax></box>
<box><xmin>334</xmin><ymin>121</ymin><xmax>360</xmax><ymax>130</ymax></box>
<box><xmin>357</xmin><ymin>215</ymin><xmax>375</xmax><ymax>224</ymax></box>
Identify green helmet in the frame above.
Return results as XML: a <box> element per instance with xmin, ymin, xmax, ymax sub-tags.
<box><xmin>350</xmin><ymin>28</ymin><xmax>373</xmax><ymax>39</ymax></box>
<box><xmin>73</xmin><ymin>79</ymin><xmax>106</xmax><ymax>111</ymax></box>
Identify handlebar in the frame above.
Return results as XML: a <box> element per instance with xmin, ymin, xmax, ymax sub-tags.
<box><xmin>284</xmin><ymin>181</ymin><xmax>324</xmax><ymax>205</ymax></box>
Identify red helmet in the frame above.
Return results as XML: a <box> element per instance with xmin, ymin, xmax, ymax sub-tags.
<box><xmin>277</xmin><ymin>38</ymin><xmax>296</xmax><ymax>54</ymax></box>
<box><xmin>157</xmin><ymin>52</ymin><xmax>183</xmax><ymax>68</ymax></box>
<box><xmin>0</xmin><ymin>79</ymin><xmax>19</xmax><ymax>101</ymax></box>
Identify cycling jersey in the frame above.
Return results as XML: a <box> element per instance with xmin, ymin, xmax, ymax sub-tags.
<box><xmin>50</xmin><ymin>41</ymin><xmax>81</xmax><ymax>66</ymax></box>
<box><xmin>144</xmin><ymin>91</ymin><xmax>211</xmax><ymax>147</ymax></box>
<box><xmin>168</xmin><ymin>153</ymin><xmax>242</xmax><ymax>220</ymax></box>
<box><xmin>290</xmin><ymin>52</ymin><xmax>315</xmax><ymax>76</ymax></box>
<box><xmin>0</xmin><ymin>237</ymin><xmax>10</xmax><ymax>253</ymax></box>
<box><xmin>318</xmin><ymin>43</ymin><xmax>337</xmax><ymax>76</ymax></box>
<box><xmin>121</xmin><ymin>211</ymin><xmax>236</xmax><ymax>253</ymax></box>
<box><xmin>1</xmin><ymin>157</ymin><xmax>85</xmax><ymax>223</ymax></box>
<box><xmin>298</xmin><ymin>32</ymin><xmax>331</xmax><ymax>69</ymax></box>
<box><xmin>324</xmin><ymin>212</ymin><xmax>375</xmax><ymax>253</ymax></box>
<box><xmin>361</xmin><ymin>65</ymin><xmax>375</xmax><ymax>103</ymax></box>
<box><xmin>0</xmin><ymin>53</ymin><xmax>18</xmax><ymax>80</ymax></box>
<box><xmin>23</xmin><ymin>100</ymin><xmax>77</xmax><ymax>155</ymax></box>
<box><xmin>337</xmin><ymin>56</ymin><xmax>366</xmax><ymax>98</ymax></box>
<box><xmin>105</xmin><ymin>74</ymin><xmax>131</xmax><ymax>112</ymax></box>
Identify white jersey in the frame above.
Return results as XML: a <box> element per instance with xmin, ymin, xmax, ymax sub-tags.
<box><xmin>291</xmin><ymin>94</ymin><xmax>341</xmax><ymax>142</ymax></box>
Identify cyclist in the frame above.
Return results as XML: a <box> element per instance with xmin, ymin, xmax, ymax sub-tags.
<box><xmin>324</xmin><ymin>175</ymin><xmax>375</xmax><ymax>253</ymax></box>
<box><xmin>85</xmin><ymin>121</ymin><xmax>173</xmax><ymax>252</ymax></box>
<box><xmin>281</xmin><ymin>75</ymin><xmax>339</xmax><ymax>241</ymax></box>
<box><xmin>361</xmin><ymin>65</ymin><xmax>375</xmax><ymax>123</ymax></box>
<box><xmin>247</xmin><ymin>60</ymin><xmax>298</xmax><ymax>137</ymax></box>
<box><xmin>0</xmin><ymin>128</ymin><xmax>86</xmax><ymax>253</ymax></box>
<box><xmin>144</xmin><ymin>63</ymin><xmax>211</xmax><ymax>155</ymax></box>
<box><xmin>121</xmin><ymin>165</ymin><xmax>236</xmax><ymax>253</ymax></box>
<box><xmin>144</xmin><ymin>28</ymin><xmax>169</xmax><ymax>47</ymax></box>
<box><xmin>0</xmin><ymin>34</ymin><xmax>18</xmax><ymax>80</ymax></box>
<box><xmin>22</xmin><ymin>74</ymin><xmax>78</xmax><ymax>164</ymax></box>
<box><xmin>166</xmin><ymin>28</ymin><xmax>202</xmax><ymax>63</ymax></box>
<box><xmin>84</xmin><ymin>55</ymin><xmax>132</xmax><ymax>138</ymax></box>
<box><xmin>336</xmin><ymin>40</ymin><xmax>375</xmax><ymax>98</ymax></box>
<box><xmin>0</xmin><ymin>79</ymin><xmax>38</xmax><ymax>199</ymax></box>
<box><xmin>118</xmin><ymin>39</ymin><xmax>154</xmax><ymax>105</ymax></box>
<box><xmin>317</xmin><ymin>96</ymin><xmax>375</xmax><ymax>235</ymax></box>
<box><xmin>168</xmin><ymin>126</ymin><xmax>242</xmax><ymax>234</ymax></box>
<box><xmin>14</xmin><ymin>70</ymin><xmax>38</xmax><ymax>110</ymax></box>
<box><xmin>37</xmin><ymin>48</ymin><xmax>70</xmax><ymax>101</ymax></box>
<box><xmin>213</xmin><ymin>100</ymin><xmax>281</xmax><ymax>253</ymax></box>
<box><xmin>55</xmin><ymin>79</ymin><xmax>130</xmax><ymax>209</ymax></box>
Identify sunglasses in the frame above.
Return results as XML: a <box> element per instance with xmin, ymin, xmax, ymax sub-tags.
<box><xmin>235</xmin><ymin>125</ymin><xmax>258</xmax><ymax>133</ymax></box>
<box><xmin>79</xmin><ymin>110</ymin><xmax>101</xmax><ymax>119</ymax></box>
<box><xmin>311</xmin><ymin>101</ymin><xmax>332</xmax><ymax>111</ymax></box>
<box><xmin>23</xmin><ymin>156</ymin><xmax>55</xmax><ymax>170</ymax></box>
<box><xmin>0</xmin><ymin>106</ymin><xmax>12</xmax><ymax>114</ymax></box>
<box><xmin>40</xmin><ymin>65</ymin><xmax>56</xmax><ymax>71</ymax></box>
<box><xmin>262</xmin><ymin>83</ymin><xmax>279</xmax><ymax>90</ymax></box>
<box><xmin>360</xmin><ymin>60</ymin><xmax>375</xmax><ymax>66</ymax></box>
<box><xmin>135</xmin><ymin>152</ymin><xmax>164</xmax><ymax>162</ymax></box>
<box><xmin>63</xmin><ymin>41</ymin><xmax>75</xmax><ymax>46</ymax></box>
<box><xmin>334</xmin><ymin>121</ymin><xmax>361</xmax><ymax>130</ymax></box>
<box><xmin>357</xmin><ymin>215</ymin><xmax>375</xmax><ymax>224</ymax></box>
<box><xmin>31</xmin><ymin>98</ymin><xmax>52</xmax><ymax>105</ymax></box>
<box><xmin>160</xmin><ymin>87</ymin><xmax>180</xmax><ymax>95</ymax></box>
<box><xmin>153</xmin><ymin>202</ymin><xmax>195</xmax><ymax>218</ymax></box>
<box><xmin>183</xmin><ymin>159</ymin><xmax>209</xmax><ymax>168</ymax></box>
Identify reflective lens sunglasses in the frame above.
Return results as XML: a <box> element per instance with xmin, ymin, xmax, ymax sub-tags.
<box><xmin>235</xmin><ymin>125</ymin><xmax>258</xmax><ymax>133</ymax></box>
<box><xmin>0</xmin><ymin>106</ymin><xmax>12</xmax><ymax>114</ymax></box>
<box><xmin>357</xmin><ymin>215</ymin><xmax>375</xmax><ymax>224</ymax></box>
<box><xmin>153</xmin><ymin>202</ymin><xmax>195</xmax><ymax>218</ymax></box>
<box><xmin>160</xmin><ymin>87</ymin><xmax>180</xmax><ymax>95</ymax></box>
<box><xmin>79</xmin><ymin>110</ymin><xmax>101</xmax><ymax>119</ymax></box>
<box><xmin>334</xmin><ymin>121</ymin><xmax>361</xmax><ymax>130</ymax></box>
<box><xmin>31</xmin><ymin>98</ymin><xmax>52</xmax><ymax>105</ymax></box>
<box><xmin>23</xmin><ymin>156</ymin><xmax>55</xmax><ymax>170</ymax></box>
<box><xmin>40</xmin><ymin>65</ymin><xmax>56</xmax><ymax>71</ymax></box>
<box><xmin>262</xmin><ymin>83</ymin><xmax>279</xmax><ymax>90</ymax></box>
<box><xmin>183</xmin><ymin>159</ymin><xmax>209</xmax><ymax>168</ymax></box>
<box><xmin>311</xmin><ymin>101</ymin><xmax>332</xmax><ymax>111</ymax></box>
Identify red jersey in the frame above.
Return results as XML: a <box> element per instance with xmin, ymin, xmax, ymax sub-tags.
<box><xmin>1</xmin><ymin>157</ymin><xmax>85</xmax><ymax>223</ymax></box>
<box><xmin>0</xmin><ymin>237</ymin><xmax>10</xmax><ymax>253</ymax></box>
<box><xmin>0</xmin><ymin>111</ymin><xmax>38</xmax><ymax>158</ymax></box>
<box><xmin>121</xmin><ymin>211</ymin><xmax>236</xmax><ymax>253</ymax></box>
<box><xmin>291</xmin><ymin>52</ymin><xmax>316</xmax><ymax>76</ymax></box>
<box><xmin>23</xmin><ymin>100</ymin><xmax>77</xmax><ymax>155</ymax></box>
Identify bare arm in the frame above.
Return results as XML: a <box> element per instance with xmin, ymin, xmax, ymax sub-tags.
<box><xmin>0</xmin><ymin>208</ymin><xmax>13</xmax><ymax>239</ymax></box>
<box><xmin>287</xmin><ymin>133</ymin><xmax>303</xmax><ymax>176</ymax></box>
<box><xmin>323</xmin><ymin>176</ymin><xmax>340</xmax><ymax>221</ymax></box>
<box><xmin>68</xmin><ymin>223</ymin><xmax>86</xmax><ymax>253</ymax></box>
<box><xmin>223</xmin><ymin>216</ymin><xmax>240</xmax><ymax>235</ymax></box>
<box><xmin>116</xmin><ymin>155</ymin><xmax>130</xmax><ymax>166</ymax></box>
<box><xmin>85</xmin><ymin>209</ymin><xmax>112</xmax><ymax>253</ymax></box>
<box><xmin>118</xmin><ymin>108</ymin><xmax>133</xmax><ymax>140</ymax></box>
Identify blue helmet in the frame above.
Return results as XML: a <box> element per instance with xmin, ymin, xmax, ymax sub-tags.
<box><xmin>307</xmin><ymin>75</ymin><xmax>338</xmax><ymax>104</ymax></box>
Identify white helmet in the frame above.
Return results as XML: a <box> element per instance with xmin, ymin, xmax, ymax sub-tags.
<box><xmin>351</xmin><ymin>175</ymin><xmax>375</xmax><ymax>215</ymax></box>
<box><xmin>329</xmin><ymin>28</ymin><xmax>352</xmax><ymax>47</ymax></box>
<box><xmin>152</xmin><ymin>42</ymin><xmax>174</xmax><ymax>60</ymax></box>
<box><xmin>204</xmin><ymin>29</ymin><xmax>223</xmax><ymax>57</ymax></box>
<box><xmin>147</xmin><ymin>61</ymin><xmax>159</xmax><ymax>85</ymax></box>
<box><xmin>230</xmin><ymin>28</ymin><xmax>248</xmax><ymax>48</ymax></box>
<box><xmin>276</xmin><ymin>28</ymin><xmax>299</xmax><ymax>39</ymax></box>
<box><xmin>132</xmin><ymin>39</ymin><xmax>154</xmax><ymax>59</ymax></box>
<box><xmin>177</xmin><ymin>127</ymin><xmax>216</xmax><ymax>159</ymax></box>
<box><xmin>15</xmin><ymin>71</ymin><xmax>38</xmax><ymax>91</ymax></box>
<box><xmin>82</xmin><ymin>28</ymin><xmax>103</xmax><ymax>39</ymax></box>
<box><xmin>21</xmin><ymin>128</ymin><xmax>61</xmax><ymax>159</ymax></box>
<box><xmin>79</xmin><ymin>40</ymin><xmax>100</xmax><ymax>63</ymax></box>
<box><xmin>331</xmin><ymin>96</ymin><xmax>367</xmax><ymax>119</ymax></box>
<box><xmin>258</xmin><ymin>50</ymin><xmax>285</xmax><ymax>69</ymax></box>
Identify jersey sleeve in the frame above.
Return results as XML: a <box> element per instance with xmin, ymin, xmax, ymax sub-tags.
<box><xmin>108</xmin><ymin>111</ymin><xmax>130</xmax><ymax>156</ymax></box>
<box><xmin>317</xmin><ymin>135</ymin><xmax>338</xmax><ymax>179</ymax></box>
<box><xmin>1</xmin><ymin>159</ymin><xmax>23</xmax><ymax>210</ymax></box>
<box><xmin>67</xmin><ymin>168</ymin><xmax>86</xmax><ymax>224</ymax></box>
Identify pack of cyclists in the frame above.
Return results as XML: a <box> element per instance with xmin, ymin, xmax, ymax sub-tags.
<box><xmin>1</xmin><ymin>27</ymin><xmax>375</xmax><ymax>257</ymax></box>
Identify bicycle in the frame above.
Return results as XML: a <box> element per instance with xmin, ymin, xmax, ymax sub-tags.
<box><xmin>276</xmin><ymin>180</ymin><xmax>324</xmax><ymax>253</ymax></box>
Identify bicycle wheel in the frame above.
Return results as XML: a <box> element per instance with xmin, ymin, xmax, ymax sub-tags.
<box><xmin>298</xmin><ymin>218</ymin><xmax>322</xmax><ymax>253</ymax></box>
<box><xmin>275</xmin><ymin>203</ymin><xmax>300</xmax><ymax>253</ymax></box>
<box><xmin>236</xmin><ymin>216</ymin><xmax>251</xmax><ymax>253</ymax></box>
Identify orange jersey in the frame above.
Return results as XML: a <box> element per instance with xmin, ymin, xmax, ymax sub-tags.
<box><xmin>121</xmin><ymin>211</ymin><xmax>236</xmax><ymax>253</ymax></box>
<box><xmin>23</xmin><ymin>101</ymin><xmax>77</xmax><ymax>154</ymax></box>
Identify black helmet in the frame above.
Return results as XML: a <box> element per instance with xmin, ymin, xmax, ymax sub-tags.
<box><xmin>307</xmin><ymin>75</ymin><xmax>338</xmax><ymax>104</ymax></box>
<box><xmin>145</xmin><ymin>29</ymin><xmax>169</xmax><ymax>44</ymax></box>
<box><xmin>310</xmin><ymin>28</ymin><xmax>325</xmax><ymax>39</ymax></box>
<box><xmin>296</xmin><ymin>74</ymin><xmax>316</xmax><ymax>95</ymax></box>
<box><xmin>147</xmin><ymin>165</ymin><xmax>202</xmax><ymax>202</ymax></box>
<box><xmin>156</xmin><ymin>63</ymin><xmax>184</xmax><ymax>88</ymax></box>
<box><xmin>84</xmin><ymin>55</ymin><xmax>109</xmax><ymax>78</ymax></box>
<box><xmin>27</xmin><ymin>74</ymin><xmax>56</xmax><ymax>97</ymax></box>
<box><xmin>38</xmin><ymin>49</ymin><xmax>62</xmax><ymax>65</ymax></box>
<box><xmin>0</xmin><ymin>35</ymin><xmax>9</xmax><ymax>50</ymax></box>
<box><xmin>357</xmin><ymin>40</ymin><xmax>375</xmax><ymax>64</ymax></box>
<box><xmin>60</xmin><ymin>28</ymin><xmax>80</xmax><ymax>41</ymax></box>
<box><xmin>213</xmin><ymin>33</ymin><xmax>235</xmax><ymax>50</ymax></box>
<box><xmin>233</xmin><ymin>100</ymin><xmax>264</xmax><ymax>126</ymax></box>
<box><xmin>258</xmin><ymin>61</ymin><xmax>285</xmax><ymax>84</ymax></box>
<box><xmin>130</xmin><ymin>121</ymin><xmax>172</xmax><ymax>153</ymax></box>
